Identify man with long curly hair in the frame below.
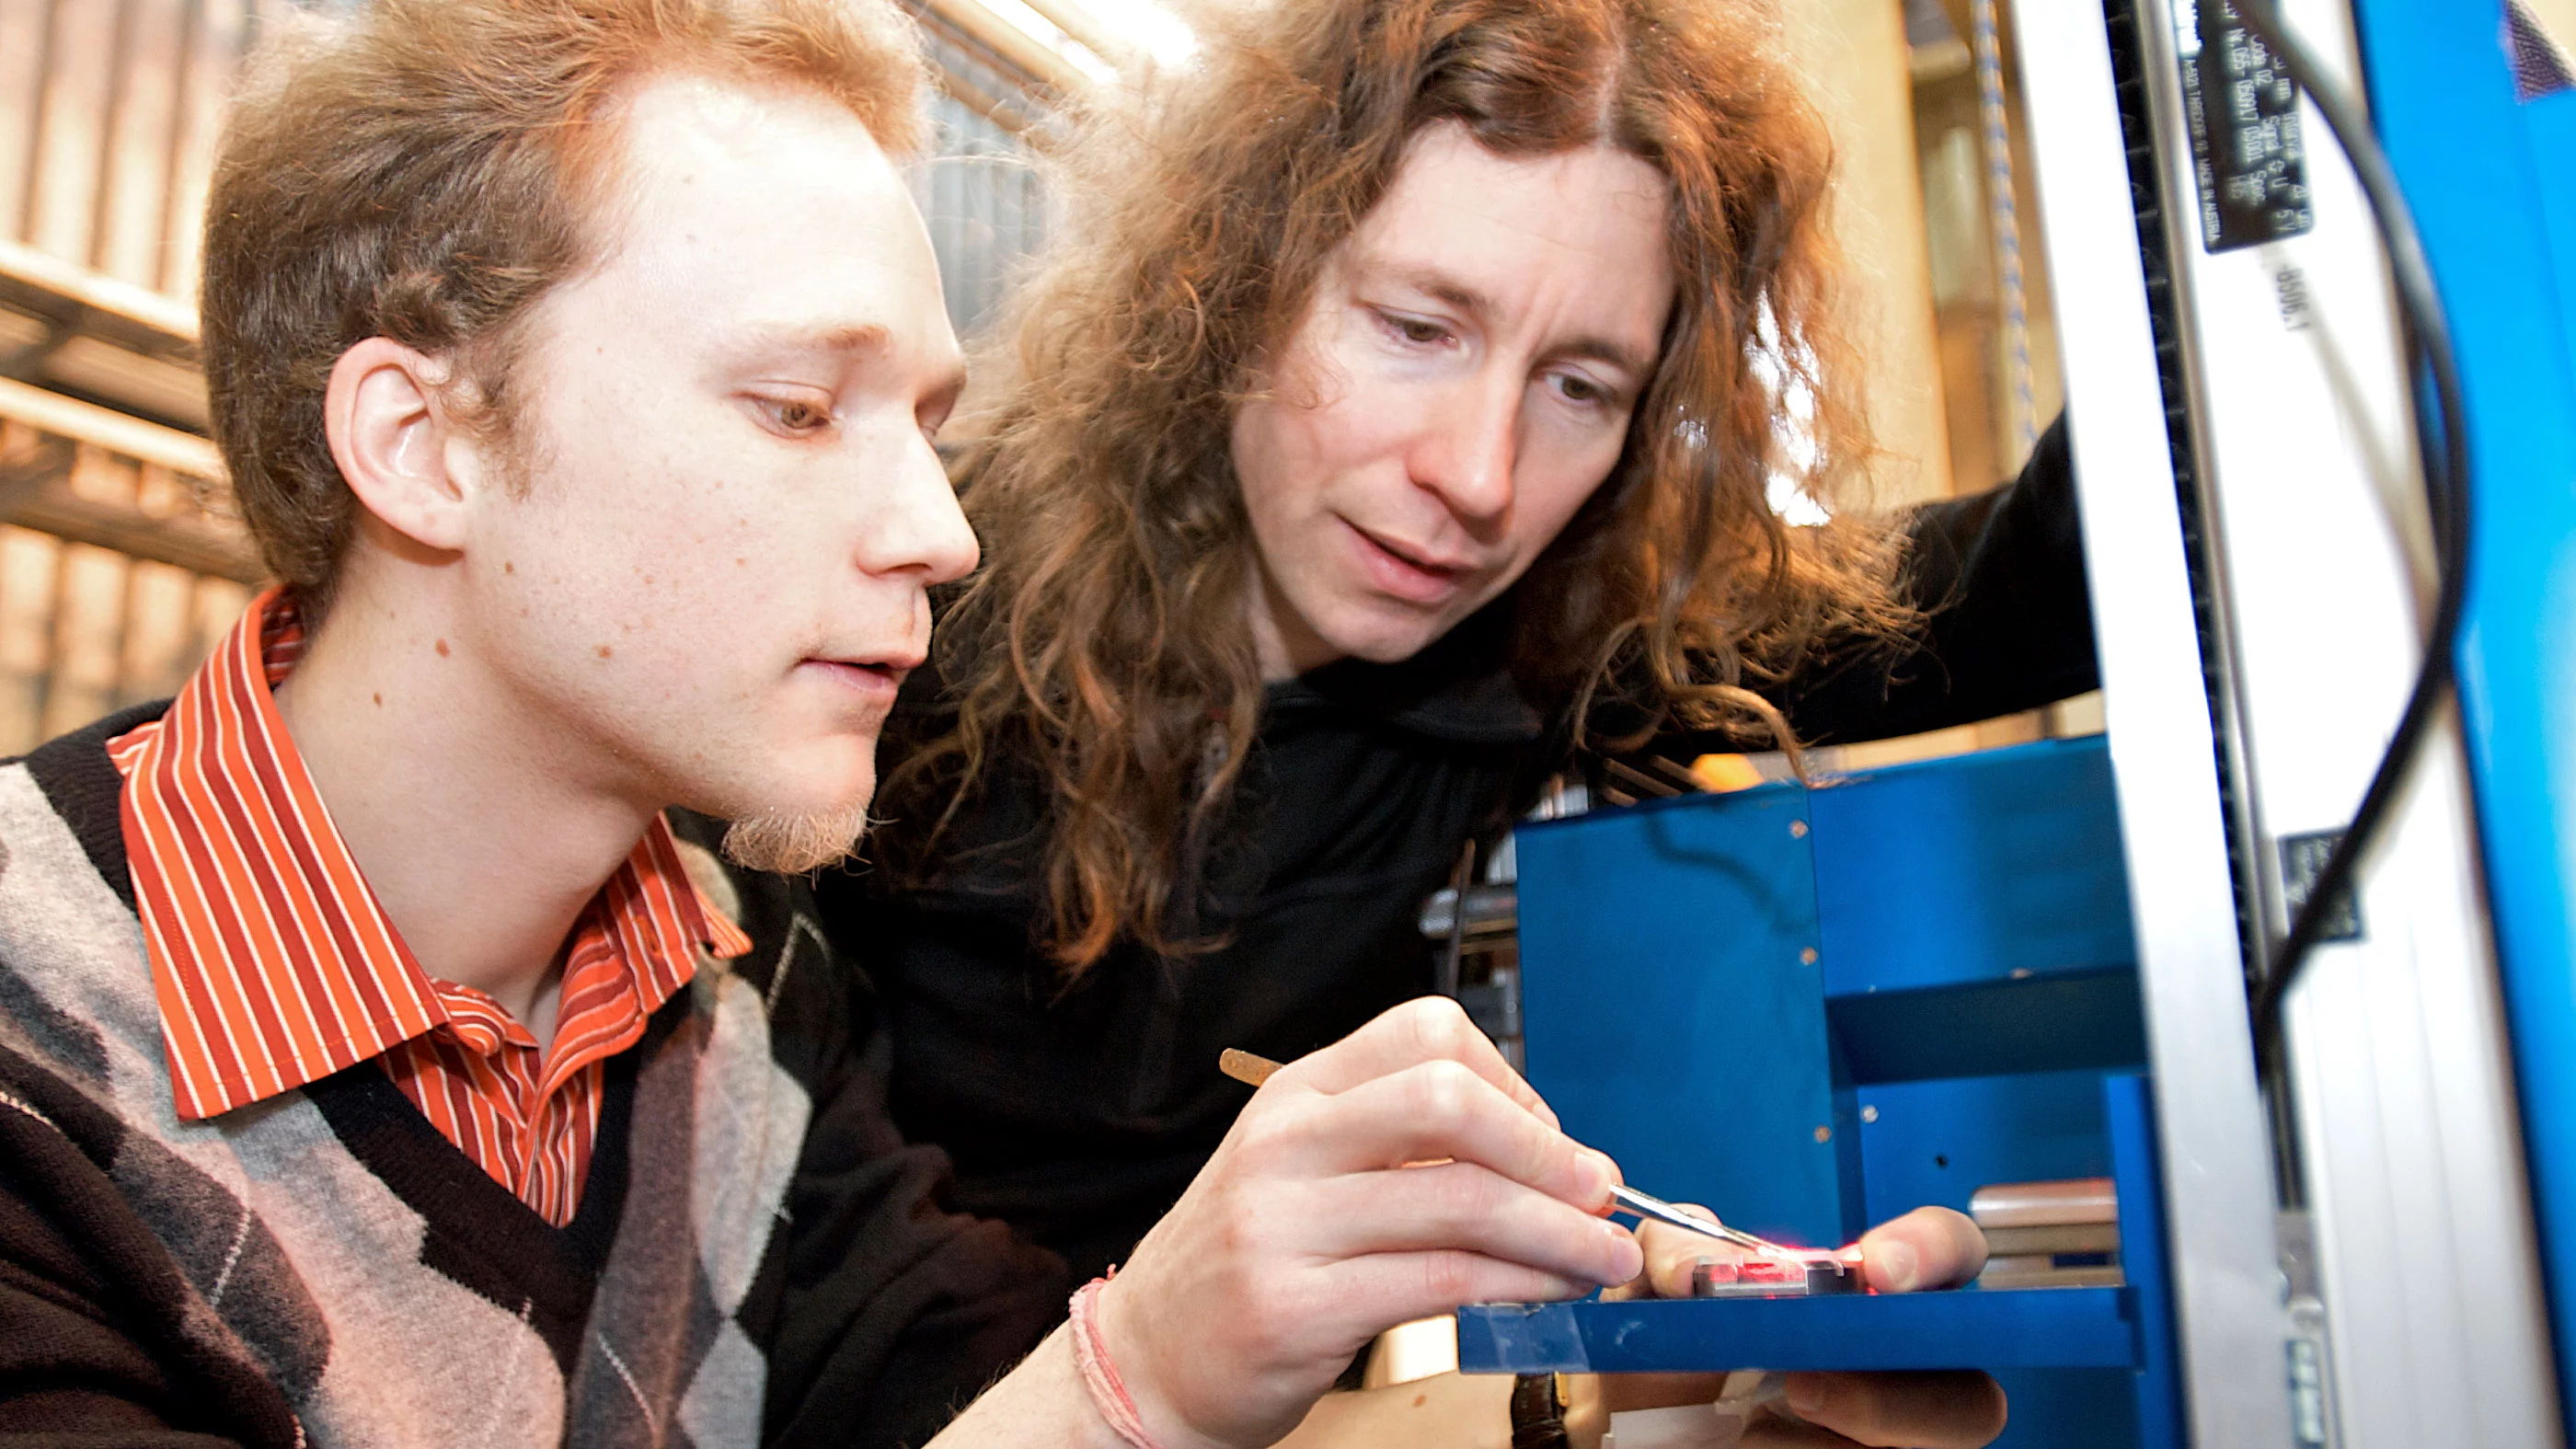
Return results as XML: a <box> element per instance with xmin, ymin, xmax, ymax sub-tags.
<box><xmin>834</xmin><ymin>0</ymin><xmax>2089</xmax><ymax>1442</ymax></box>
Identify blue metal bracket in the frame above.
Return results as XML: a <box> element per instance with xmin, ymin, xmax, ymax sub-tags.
<box><xmin>1502</xmin><ymin>742</ymin><xmax>2180</xmax><ymax>1444</ymax></box>
<box><xmin>1513</xmin><ymin>737</ymin><xmax>2144</xmax><ymax>1246</ymax></box>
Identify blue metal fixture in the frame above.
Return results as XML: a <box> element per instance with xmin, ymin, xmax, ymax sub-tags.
<box><xmin>1491</xmin><ymin>739</ymin><xmax>2178</xmax><ymax>1447</ymax></box>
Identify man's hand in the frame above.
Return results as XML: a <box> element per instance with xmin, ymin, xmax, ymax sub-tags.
<box><xmin>1096</xmin><ymin>996</ymin><xmax>1644</xmax><ymax>1449</ymax></box>
<box><xmin>1595</xmin><ymin>1205</ymin><xmax>2007</xmax><ymax>1449</ymax></box>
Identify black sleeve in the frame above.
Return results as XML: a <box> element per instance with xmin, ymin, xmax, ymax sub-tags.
<box><xmin>1773</xmin><ymin>412</ymin><xmax>2099</xmax><ymax>747</ymax></box>
<box><xmin>722</xmin><ymin>859</ymin><xmax>1068</xmax><ymax>1449</ymax></box>
<box><xmin>0</xmin><ymin>1047</ymin><xmax>285</xmax><ymax>1449</ymax></box>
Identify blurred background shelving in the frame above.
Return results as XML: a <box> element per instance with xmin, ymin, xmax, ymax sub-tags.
<box><xmin>0</xmin><ymin>0</ymin><xmax>2075</xmax><ymax>755</ymax></box>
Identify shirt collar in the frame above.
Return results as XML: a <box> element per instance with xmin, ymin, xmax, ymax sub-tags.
<box><xmin>109</xmin><ymin>587</ymin><xmax>750</xmax><ymax>1121</ymax></box>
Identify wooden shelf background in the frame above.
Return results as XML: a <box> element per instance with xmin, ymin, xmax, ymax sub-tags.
<box><xmin>0</xmin><ymin>0</ymin><xmax>283</xmax><ymax>754</ymax></box>
<box><xmin>0</xmin><ymin>0</ymin><xmax>2078</xmax><ymax>758</ymax></box>
<box><xmin>0</xmin><ymin>0</ymin><xmax>1059</xmax><ymax>756</ymax></box>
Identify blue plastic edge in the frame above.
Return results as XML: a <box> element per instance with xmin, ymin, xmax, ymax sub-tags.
<box><xmin>2107</xmin><ymin>1073</ymin><xmax>2182</xmax><ymax>1449</ymax></box>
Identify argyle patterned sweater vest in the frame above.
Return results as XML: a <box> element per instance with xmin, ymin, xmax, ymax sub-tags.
<box><xmin>0</xmin><ymin>704</ymin><xmax>1067</xmax><ymax>1449</ymax></box>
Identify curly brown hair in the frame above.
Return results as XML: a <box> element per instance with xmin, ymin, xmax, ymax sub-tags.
<box><xmin>201</xmin><ymin>0</ymin><xmax>926</xmax><ymax>617</ymax></box>
<box><xmin>880</xmin><ymin>0</ymin><xmax>1914</xmax><ymax>971</ymax></box>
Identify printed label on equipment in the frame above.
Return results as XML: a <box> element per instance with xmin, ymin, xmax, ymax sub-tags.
<box><xmin>2176</xmin><ymin>1</ymin><xmax>2314</xmax><ymax>252</ymax></box>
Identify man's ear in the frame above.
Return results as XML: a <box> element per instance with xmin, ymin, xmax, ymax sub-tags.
<box><xmin>323</xmin><ymin>338</ymin><xmax>484</xmax><ymax>553</ymax></box>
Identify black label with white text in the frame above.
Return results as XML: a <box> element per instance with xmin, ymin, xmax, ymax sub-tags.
<box><xmin>2179</xmin><ymin>1</ymin><xmax>2315</xmax><ymax>252</ymax></box>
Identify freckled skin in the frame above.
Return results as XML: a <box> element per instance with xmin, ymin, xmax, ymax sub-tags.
<box><xmin>443</xmin><ymin>75</ymin><xmax>976</xmax><ymax>822</ymax></box>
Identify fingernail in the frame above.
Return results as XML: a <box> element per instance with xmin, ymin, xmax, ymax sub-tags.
<box><xmin>1586</xmin><ymin>1148</ymin><xmax>1622</xmax><ymax>1199</ymax></box>
<box><xmin>1876</xmin><ymin>1240</ymin><xmax>1920</xmax><ymax>1294</ymax></box>
<box><xmin>1785</xmin><ymin>1374</ymin><xmax>1827</xmax><ymax>1415</ymax></box>
<box><xmin>1606</xmin><ymin>1222</ymin><xmax>1644</xmax><ymax>1281</ymax></box>
<box><xmin>1576</xmin><ymin>1151</ymin><xmax>1615</xmax><ymax>1206</ymax></box>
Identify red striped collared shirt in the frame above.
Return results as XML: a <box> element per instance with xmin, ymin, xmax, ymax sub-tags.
<box><xmin>109</xmin><ymin>588</ymin><xmax>751</xmax><ymax>1225</ymax></box>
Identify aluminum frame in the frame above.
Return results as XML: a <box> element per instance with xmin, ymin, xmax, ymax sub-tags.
<box><xmin>2014</xmin><ymin>0</ymin><xmax>2561</xmax><ymax>1442</ymax></box>
<box><xmin>2123</xmin><ymin>2</ymin><xmax>2559</xmax><ymax>1443</ymax></box>
<box><xmin>2008</xmin><ymin>1</ymin><xmax>2292</xmax><ymax>1441</ymax></box>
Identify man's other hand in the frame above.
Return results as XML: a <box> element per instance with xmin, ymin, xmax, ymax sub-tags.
<box><xmin>1603</xmin><ymin>1203</ymin><xmax>2007</xmax><ymax>1449</ymax></box>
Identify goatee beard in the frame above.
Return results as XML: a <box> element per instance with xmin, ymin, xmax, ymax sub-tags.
<box><xmin>720</xmin><ymin>805</ymin><xmax>875</xmax><ymax>875</ymax></box>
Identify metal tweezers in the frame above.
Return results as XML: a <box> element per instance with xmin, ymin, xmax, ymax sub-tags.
<box><xmin>1609</xmin><ymin>1184</ymin><xmax>1802</xmax><ymax>1257</ymax></box>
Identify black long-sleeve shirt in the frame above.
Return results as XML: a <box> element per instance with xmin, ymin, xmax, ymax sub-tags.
<box><xmin>814</xmin><ymin>420</ymin><xmax>2096</xmax><ymax>1283</ymax></box>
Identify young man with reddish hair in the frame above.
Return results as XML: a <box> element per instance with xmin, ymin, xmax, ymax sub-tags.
<box><xmin>0</xmin><ymin>3</ymin><xmax>1674</xmax><ymax>1446</ymax></box>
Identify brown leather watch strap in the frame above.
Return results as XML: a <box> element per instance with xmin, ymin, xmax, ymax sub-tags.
<box><xmin>1509</xmin><ymin>1373</ymin><xmax>1571</xmax><ymax>1449</ymax></box>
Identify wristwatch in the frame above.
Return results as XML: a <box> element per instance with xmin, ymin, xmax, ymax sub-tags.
<box><xmin>1509</xmin><ymin>1373</ymin><xmax>1570</xmax><ymax>1449</ymax></box>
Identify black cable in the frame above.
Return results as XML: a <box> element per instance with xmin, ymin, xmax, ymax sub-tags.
<box><xmin>2225</xmin><ymin>0</ymin><xmax>2474</xmax><ymax>1076</ymax></box>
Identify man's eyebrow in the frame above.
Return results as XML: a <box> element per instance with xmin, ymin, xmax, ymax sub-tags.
<box><xmin>730</xmin><ymin>322</ymin><xmax>894</xmax><ymax>359</ymax></box>
<box><xmin>1383</xmin><ymin>264</ymin><xmax>1497</xmax><ymax>323</ymax></box>
<box><xmin>1375</xmin><ymin>263</ymin><xmax>1658</xmax><ymax>378</ymax></box>
<box><xmin>1553</xmin><ymin>332</ymin><xmax>1658</xmax><ymax>380</ymax></box>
